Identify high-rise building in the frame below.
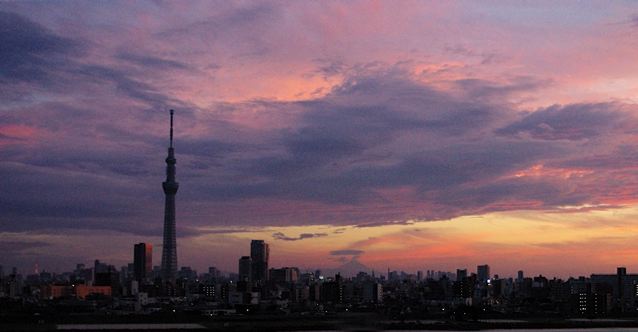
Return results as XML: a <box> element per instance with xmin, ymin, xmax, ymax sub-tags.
<box><xmin>208</xmin><ymin>266</ymin><xmax>220</xmax><ymax>279</ymax></box>
<box><xmin>269</xmin><ymin>267</ymin><xmax>300</xmax><ymax>284</ymax></box>
<box><xmin>250</xmin><ymin>240</ymin><xmax>269</xmax><ymax>284</ymax></box>
<box><xmin>477</xmin><ymin>264</ymin><xmax>490</xmax><ymax>282</ymax></box>
<box><xmin>94</xmin><ymin>260</ymin><xmax>108</xmax><ymax>274</ymax></box>
<box><xmin>456</xmin><ymin>268</ymin><xmax>467</xmax><ymax>281</ymax></box>
<box><xmin>238</xmin><ymin>256</ymin><xmax>252</xmax><ymax>283</ymax></box>
<box><xmin>161</xmin><ymin>110</ymin><xmax>179</xmax><ymax>283</ymax></box>
<box><xmin>517</xmin><ymin>270</ymin><xmax>524</xmax><ymax>282</ymax></box>
<box><xmin>134</xmin><ymin>243</ymin><xmax>152</xmax><ymax>283</ymax></box>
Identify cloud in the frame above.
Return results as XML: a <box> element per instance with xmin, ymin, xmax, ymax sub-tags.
<box><xmin>3</xmin><ymin>61</ymin><xmax>637</xmax><ymax>234</ymax></box>
<box><xmin>330</xmin><ymin>249</ymin><xmax>364</xmax><ymax>256</ymax></box>
<box><xmin>272</xmin><ymin>232</ymin><xmax>328</xmax><ymax>241</ymax></box>
<box><xmin>0</xmin><ymin>10</ymin><xmax>82</xmax><ymax>85</ymax></box>
<box><xmin>116</xmin><ymin>52</ymin><xmax>191</xmax><ymax>70</ymax></box>
<box><xmin>355</xmin><ymin>220</ymin><xmax>416</xmax><ymax>228</ymax></box>
<box><xmin>0</xmin><ymin>240</ymin><xmax>50</xmax><ymax>253</ymax></box>
<box><xmin>454</xmin><ymin>76</ymin><xmax>549</xmax><ymax>100</ymax></box>
<box><xmin>1</xmin><ymin>6</ymin><xmax>638</xmax><ymax>239</ymax></box>
<box><xmin>496</xmin><ymin>103</ymin><xmax>634</xmax><ymax>141</ymax></box>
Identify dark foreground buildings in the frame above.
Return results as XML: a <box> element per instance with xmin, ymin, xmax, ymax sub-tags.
<box><xmin>5</xmin><ymin>242</ymin><xmax>638</xmax><ymax>321</ymax></box>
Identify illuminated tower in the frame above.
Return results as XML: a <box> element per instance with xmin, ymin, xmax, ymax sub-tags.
<box><xmin>161</xmin><ymin>110</ymin><xmax>179</xmax><ymax>283</ymax></box>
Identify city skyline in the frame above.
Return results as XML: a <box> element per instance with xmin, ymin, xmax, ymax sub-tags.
<box><xmin>3</xmin><ymin>1</ymin><xmax>638</xmax><ymax>278</ymax></box>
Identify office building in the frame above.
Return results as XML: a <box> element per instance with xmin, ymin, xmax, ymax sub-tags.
<box><xmin>477</xmin><ymin>264</ymin><xmax>490</xmax><ymax>282</ymax></box>
<box><xmin>133</xmin><ymin>243</ymin><xmax>152</xmax><ymax>283</ymax></box>
<box><xmin>250</xmin><ymin>240</ymin><xmax>269</xmax><ymax>283</ymax></box>
<box><xmin>239</xmin><ymin>256</ymin><xmax>252</xmax><ymax>283</ymax></box>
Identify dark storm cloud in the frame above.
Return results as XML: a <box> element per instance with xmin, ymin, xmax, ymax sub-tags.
<box><xmin>0</xmin><ymin>161</ymin><xmax>162</xmax><ymax>236</ymax></box>
<box><xmin>0</xmin><ymin>10</ymin><xmax>82</xmax><ymax>85</ymax></box>
<box><xmin>182</xmin><ymin>71</ymin><xmax>627</xmax><ymax>226</ymax></box>
<box><xmin>272</xmin><ymin>232</ymin><xmax>328</xmax><ymax>241</ymax></box>
<box><xmin>225</xmin><ymin>71</ymin><xmax>510</xmax><ymax>185</ymax></box>
<box><xmin>0</xmin><ymin>11</ymin><xmax>189</xmax><ymax>111</ymax></box>
<box><xmin>199</xmin><ymin>137</ymin><xmax>559</xmax><ymax>208</ymax></box>
<box><xmin>432</xmin><ymin>178</ymin><xmax>586</xmax><ymax>217</ymax></box>
<box><xmin>329</xmin><ymin>140</ymin><xmax>559</xmax><ymax>193</ymax></box>
<box><xmin>496</xmin><ymin>103</ymin><xmax>632</xmax><ymax>140</ymax></box>
<box><xmin>556</xmin><ymin>145</ymin><xmax>638</xmax><ymax>170</ymax></box>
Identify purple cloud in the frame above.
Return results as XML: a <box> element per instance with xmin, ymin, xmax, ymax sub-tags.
<box><xmin>272</xmin><ymin>232</ymin><xmax>328</xmax><ymax>241</ymax></box>
<box><xmin>496</xmin><ymin>103</ymin><xmax>633</xmax><ymax>141</ymax></box>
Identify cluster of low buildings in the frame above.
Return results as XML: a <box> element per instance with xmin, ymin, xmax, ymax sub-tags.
<box><xmin>2</xmin><ymin>244</ymin><xmax>638</xmax><ymax>318</ymax></box>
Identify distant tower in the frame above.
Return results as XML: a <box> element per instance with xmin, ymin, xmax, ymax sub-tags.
<box><xmin>161</xmin><ymin>110</ymin><xmax>179</xmax><ymax>283</ymax></box>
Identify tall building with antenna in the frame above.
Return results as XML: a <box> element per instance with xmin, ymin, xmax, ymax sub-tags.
<box><xmin>161</xmin><ymin>110</ymin><xmax>179</xmax><ymax>283</ymax></box>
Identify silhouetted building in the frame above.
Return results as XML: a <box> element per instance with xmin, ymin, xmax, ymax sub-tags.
<box><xmin>477</xmin><ymin>264</ymin><xmax>490</xmax><ymax>282</ymax></box>
<box><xmin>161</xmin><ymin>110</ymin><xmax>179</xmax><ymax>283</ymax></box>
<box><xmin>270</xmin><ymin>267</ymin><xmax>299</xmax><ymax>284</ymax></box>
<box><xmin>457</xmin><ymin>268</ymin><xmax>467</xmax><ymax>281</ymax></box>
<box><xmin>94</xmin><ymin>264</ymin><xmax>120</xmax><ymax>296</ymax></box>
<box><xmin>322</xmin><ymin>274</ymin><xmax>344</xmax><ymax>304</ymax></box>
<box><xmin>239</xmin><ymin>256</ymin><xmax>252</xmax><ymax>283</ymax></box>
<box><xmin>362</xmin><ymin>281</ymin><xmax>383</xmax><ymax>303</ymax></box>
<box><xmin>177</xmin><ymin>266</ymin><xmax>197</xmax><ymax>281</ymax></box>
<box><xmin>94</xmin><ymin>260</ymin><xmax>108</xmax><ymax>274</ymax></box>
<box><xmin>591</xmin><ymin>267</ymin><xmax>638</xmax><ymax>312</ymax></box>
<box><xmin>208</xmin><ymin>266</ymin><xmax>220</xmax><ymax>279</ymax></box>
<box><xmin>250</xmin><ymin>240</ymin><xmax>269</xmax><ymax>284</ymax></box>
<box><xmin>133</xmin><ymin>243</ymin><xmax>152</xmax><ymax>283</ymax></box>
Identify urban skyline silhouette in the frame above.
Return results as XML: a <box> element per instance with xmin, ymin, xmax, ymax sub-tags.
<box><xmin>4</xmin><ymin>1</ymin><xmax>638</xmax><ymax>329</ymax></box>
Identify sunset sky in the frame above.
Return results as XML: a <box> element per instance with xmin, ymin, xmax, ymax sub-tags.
<box><xmin>3</xmin><ymin>1</ymin><xmax>638</xmax><ymax>278</ymax></box>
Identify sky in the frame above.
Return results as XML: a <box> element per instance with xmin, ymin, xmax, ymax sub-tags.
<box><xmin>2</xmin><ymin>0</ymin><xmax>638</xmax><ymax>278</ymax></box>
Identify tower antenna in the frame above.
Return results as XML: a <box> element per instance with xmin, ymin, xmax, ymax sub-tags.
<box><xmin>169</xmin><ymin>109</ymin><xmax>174</xmax><ymax>148</ymax></box>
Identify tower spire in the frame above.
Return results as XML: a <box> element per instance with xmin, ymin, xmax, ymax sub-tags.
<box><xmin>161</xmin><ymin>109</ymin><xmax>179</xmax><ymax>287</ymax></box>
<box><xmin>169</xmin><ymin>109</ymin><xmax>174</xmax><ymax>148</ymax></box>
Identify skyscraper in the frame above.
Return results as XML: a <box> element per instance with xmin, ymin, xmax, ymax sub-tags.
<box><xmin>456</xmin><ymin>268</ymin><xmax>468</xmax><ymax>281</ymax></box>
<box><xmin>477</xmin><ymin>264</ymin><xmax>490</xmax><ymax>282</ymax></box>
<box><xmin>161</xmin><ymin>110</ymin><xmax>179</xmax><ymax>283</ymax></box>
<box><xmin>133</xmin><ymin>243</ymin><xmax>152</xmax><ymax>283</ymax></box>
<box><xmin>250</xmin><ymin>240</ymin><xmax>269</xmax><ymax>284</ymax></box>
<box><xmin>238</xmin><ymin>256</ymin><xmax>252</xmax><ymax>283</ymax></box>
